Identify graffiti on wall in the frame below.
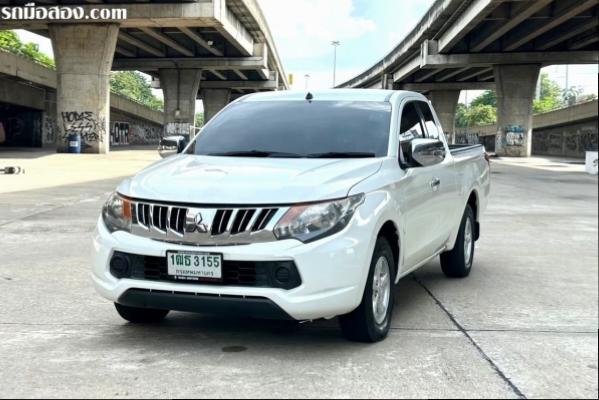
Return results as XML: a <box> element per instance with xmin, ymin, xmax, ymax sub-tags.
<box><xmin>165</xmin><ymin>122</ymin><xmax>192</xmax><ymax>136</ymax></box>
<box><xmin>60</xmin><ymin>111</ymin><xmax>105</xmax><ymax>144</ymax></box>
<box><xmin>111</xmin><ymin>121</ymin><xmax>130</xmax><ymax>145</ymax></box>
<box><xmin>533</xmin><ymin>122</ymin><xmax>598</xmax><ymax>158</ymax></box>
<box><xmin>455</xmin><ymin>132</ymin><xmax>480</xmax><ymax>145</ymax></box>
<box><xmin>504</xmin><ymin>125</ymin><xmax>525</xmax><ymax>147</ymax></box>
<box><xmin>110</xmin><ymin>121</ymin><xmax>163</xmax><ymax>145</ymax></box>
<box><xmin>43</xmin><ymin>116</ymin><xmax>57</xmax><ymax>144</ymax></box>
<box><xmin>130</xmin><ymin>124</ymin><xmax>161</xmax><ymax>144</ymax></box>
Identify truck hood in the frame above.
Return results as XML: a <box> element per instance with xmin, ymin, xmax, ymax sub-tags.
<box><xmin>118</xmin><ymin>155</ymin><xmax>382</xmax><ymax>205</ymax></box>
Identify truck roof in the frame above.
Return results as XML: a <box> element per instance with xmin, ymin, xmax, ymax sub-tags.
<box><xmin>240</xmin><ymin>89</ymin><xmax>416</xmax><ymax>103</ymax></box>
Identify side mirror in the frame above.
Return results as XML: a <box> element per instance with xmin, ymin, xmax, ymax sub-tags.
<box><xmin>410</xmin><ymin>138</ymin><xmax>446</xmax><ymax>167</ymax></box>
<box><xmin>158</xmin><ymin>136</ymin><xmax>185</xmax><ymax>158</ymax></box>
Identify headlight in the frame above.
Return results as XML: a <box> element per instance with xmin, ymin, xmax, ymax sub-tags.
<box><xmin>102</xmin><ymin>192</ymin><xmax>132</xmax><ymax>233</ymax></box>
<box><xmin>274</xmin><ymin>194</ymin><xmax>365</xmax><ymax>243</ymax></box>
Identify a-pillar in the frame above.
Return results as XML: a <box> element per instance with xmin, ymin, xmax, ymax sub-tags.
<box><xmin>49</xmin><ymin>24</ymin><xmax>119</xmax><ymax>153</ymax></box>
<box><xmin>494</xmin><ymin>64</ymin><xmax>541</xmax><ymax>157</ymax></box>
<box><xmin>201</xmin><ymin>89</ymin><xmax>231</xmax><ymax>122</ymax></box>
<box><xmin>428</xmin><ymin>90</ymin><xmax>460</xmax><ymax>144</ymax></box>
<box><xmin>159</xmin><ymin>69</ymin><xmax>203</xmax><ymax>136</ymax></box>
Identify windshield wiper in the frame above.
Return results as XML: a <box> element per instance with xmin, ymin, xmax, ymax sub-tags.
<box><xmin>206</xmin><ymin>150</ymin><xmax>303</xmax><ymax>158</ymax></box>
<box><xmin>306</xmin><ymin>152</ymin><xmax>377</xmax><ymax>159</ymax></box>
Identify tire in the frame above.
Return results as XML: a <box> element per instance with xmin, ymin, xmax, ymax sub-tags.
<box><xmin>339</xmin><ymin>237</ymin><xmax>396</xmax><ymax>343</ymax></box>
<box><xmin>441</xmin><ymin>205</ymin><xmax>475</xmax><ymax>278</ymax></box>
<box><xmin>114</xmin><ymin>303</ymin><xmax>169</xmax><ymax>324</ymax></box>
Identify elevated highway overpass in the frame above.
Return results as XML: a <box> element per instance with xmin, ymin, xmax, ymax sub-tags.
<box><xmin>0</xmin><ymin>0</ymin><xmax>288</xmax><ymax>153</ymax></box>
<box><xmin>338</xmin><ymin>0</ymin><xmax>599</xmax><ymax>157</ymax></box>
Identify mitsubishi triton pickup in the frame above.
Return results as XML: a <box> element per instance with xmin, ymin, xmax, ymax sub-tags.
<box><xmin>92</xmin><ymin>89</ymin><xmax>490</xmax><ymax>342</ymax></box>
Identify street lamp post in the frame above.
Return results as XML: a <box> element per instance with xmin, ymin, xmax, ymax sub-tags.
<box><xmin>331</xmin><ymin>41</ymin><xmax>340</xmax><ymax>88</ymax></box>
<box><xmin>304</xmin><ymin>74</ymin><xmax>311</xmax><ymax>90</ymax></box>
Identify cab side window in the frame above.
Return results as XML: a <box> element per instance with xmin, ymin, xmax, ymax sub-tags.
<box><xmin>417</xmin><ymin>101</ymin><xmax>441</xmax><ymax>140</ymax></box>
<box><xmin>399</xmin><ymin>101</ymin><xmax>425</xmax><ymax>166</ymax></box>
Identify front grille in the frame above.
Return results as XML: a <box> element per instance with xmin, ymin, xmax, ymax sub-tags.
<box><xmin>114</xmin><ymin>252</ymin><xmax>301</xmax><ymax>290</ymax></box>
<box><xmin>129</xmin><ymin>199</ymin><xmax>285</xmax><ymax>246</ymax></box>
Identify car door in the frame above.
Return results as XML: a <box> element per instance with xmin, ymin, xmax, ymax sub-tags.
<box><xmin>396</xmin><ymin>100</ymin><xmax>455</xmax><ymax>271</ymax></box>
<box><xmin>415</xmin><ymin>101</ymin><xmax>459</xmax><ymax>253</ymax></box>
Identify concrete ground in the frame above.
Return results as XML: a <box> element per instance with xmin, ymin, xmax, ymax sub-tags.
<box><xmin>0</xmin><ymin>151</ymin><xmax>597</xmax><ymax>399</ymax></box>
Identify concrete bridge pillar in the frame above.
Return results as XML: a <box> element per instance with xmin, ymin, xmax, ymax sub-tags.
<box><xmin>49</xmin><ymin>23</ymin><xmax>119</xmax><ymax>154</ymax></box>
<box><xmin>159</xmin><ymin>69</ymin><xmax>203</xmax><ymax>137</ymax></box>
<box><xmin>428</xmin><ymin>90</ymin><xmax>460</xmax><ymax>144</ymax></box>
<box><xmin>201</xmin><ymin>89</ymin><xmax>232</xmax><ymax>122</ymax></box>
<box><xmin>494</xmin><ymin>64</ymin><xmax>541</xmax><ymax>157</ymax></box>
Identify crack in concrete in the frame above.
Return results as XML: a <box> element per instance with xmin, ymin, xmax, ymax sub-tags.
<box><xmin>413</xmin><ymin>274</ymin><xmax>528</xmax><ymax>400</ymax></box>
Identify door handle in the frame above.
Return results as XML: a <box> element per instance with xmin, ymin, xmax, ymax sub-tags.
<box><xmin>430</xmin><ymin>177</ymin><xmax>441</xmax><ymax>192</ymax></box>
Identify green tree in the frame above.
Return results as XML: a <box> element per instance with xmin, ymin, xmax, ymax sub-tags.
<box><xmin>456</xmin><ymin>103</ymin><xmax>496</xmax><ymax>128</ymax></box>
<box><xmin>195</xmin><ymin>113</ymin><xmax>204</xmax><ymax>128</ymax></box>
<box><xmin>0</xmin><ymin>30</ymin><xmax>55</xmax><ymax>68</ymax></box>
<box><xmin>110</xmin><ymin>71</ymin><xmax>164</xmax><ymax>111</ymax></box>
<box><xmin>533</xmin><ymin>72</ymin><xmax>564</xmax><ymax>113</ymax></box>
<box><xmin>470</xmin><ymin>90</ymin><xmax>496</xmax><ymax>108</ymax></box>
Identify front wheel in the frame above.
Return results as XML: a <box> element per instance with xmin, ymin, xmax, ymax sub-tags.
<box><xmin>114</xmin><ymin>303</ymin><xmax>169</xmax><ymax>323</ymax></box>
<box><xmin>339</xmin><ymin>237</ymin><xmax>396</xmax><ymax>343</ymax></box>
<box><xmin>440</xmin><ymin>205</ymin><xmax>475</xmax><ymax>278</ymax></box>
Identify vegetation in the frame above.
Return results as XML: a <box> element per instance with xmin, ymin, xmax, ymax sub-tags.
<box><xmin>456</xmin><ymin>73</ymin><xmax>594</xmax><ymax>127</ymax></box>
<box><xmin>0</xmin><ymin>30</ymin><xmax>55</xmax><ymax>68</ymax></box>
<box><xmin>195</xmin><ymin>113</ymin><xmax>205</xmax><ymax>128</ymax></box>
<box><xmin>110</xmin><ymin>71</ymin><xmax>164</xmax><ymax>111</ymax></box>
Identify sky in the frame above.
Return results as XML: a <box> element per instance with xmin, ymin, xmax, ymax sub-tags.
<box><xmin>14</xmin><ymin>0</ymin><xmax>599</xmax><ymax>100</ymax></box>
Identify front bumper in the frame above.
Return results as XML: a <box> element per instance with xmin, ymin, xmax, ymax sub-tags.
<box><xmin>92</xmin><ymin>210</ymin><xmax>377</xmax><ymax>320</ymax></box>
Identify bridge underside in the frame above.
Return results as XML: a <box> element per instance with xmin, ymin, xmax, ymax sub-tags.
<box><xmin>339</xmin><ymin>0</ymin><xmax>599</xmax><ymax>156</ymax></box>
<box><xmin>0</xmin><ymin>0</ymin><xmax>287</xmax><ymax>153</ymax></box>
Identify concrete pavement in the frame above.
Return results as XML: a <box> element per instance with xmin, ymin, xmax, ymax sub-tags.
<box><xmin>0</xmin><ymin>152</ymin><xmax>597</xmax><ymax>398</ymax></box>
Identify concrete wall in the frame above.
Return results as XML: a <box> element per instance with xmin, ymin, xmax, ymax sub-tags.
<box><xmin>0</xmin><ymin>50</ymin><xmax>164</xmax><ymax>150</ymax></box>
<box><xmin>456</xmin><ymin>100</ymin><xmax>599</xmax><ymax>158</ymax></box>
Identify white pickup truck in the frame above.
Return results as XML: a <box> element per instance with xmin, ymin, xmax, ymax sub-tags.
<box><xmin>93</xmin><ymin>90</ymin><xmax>490</xmax><ymax>342</ymax></box>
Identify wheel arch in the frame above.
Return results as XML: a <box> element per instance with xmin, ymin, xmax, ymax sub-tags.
<box><xmin>377</xmin><ymin>220</ymin><xmax>401</xmax><ymax>282</ymax></box>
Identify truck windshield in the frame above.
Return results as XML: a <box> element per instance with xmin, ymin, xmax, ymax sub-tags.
<box><xmin>189</xmin><ymin>100</ymin><xmax>392</xmax><ymax>158</ymax></box>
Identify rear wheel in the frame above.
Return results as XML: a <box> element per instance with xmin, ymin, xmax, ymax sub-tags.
<box><xmin>440</xmin><ymin>205</ymin><xmax>475</xmax><ymax>278</ymax></box>
<box><xmin>339</xmin><ymin>237</ymin><xmax>396</xmax><ymax>343</ymax></box>
<box><xmin>114</xmin><ymin>303</ymin><xmax>169</xmax><ymax>323</ymax></box>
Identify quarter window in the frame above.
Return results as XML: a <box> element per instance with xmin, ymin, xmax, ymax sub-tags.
<box><xmin>418</xmin><ymin>101</ymin><xmax>441</xmax><ymax>140</ymax></box>
<box><xmin>399</xmin><ymin>101</ymin><xmax>425</xmax><ymax>165</ymax></box>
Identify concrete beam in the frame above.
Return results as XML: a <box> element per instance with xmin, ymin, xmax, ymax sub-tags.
<box><xmin>118</xmin><ymin>32</ymin><xmax>165</xmax><ymax>58</ymax></box>
<box><xmin>399</xmin><ymin>82</ymin><xmax>495</xmax><ymax>91</ymax></box>
<box><xmin>199</xmin><ymin>79</ymin><xmax>278</xmax><ymax>90</ymax></box>
<box><xmin>0</xmin><ymin>78</ymin><xmax>46</xmax><ymax>110</ymax></box>
<box><xmin>392</xmin><ymin>56</ymin><xmax>421</xmax><ymax>83</ymax></box>
<box><xmin>414</xmin><ymin>69</ymin><xmax>442</xmax><ymax>83</ymax></box>
<box><xmin>179</xmin><ymin>27</ymin><xmax>223</xmax><ymax>57</ymax></box>
<box><xmin>503</xmin><ymin>0</ymin><xmax>599</xmax><ymax>51</ymax></box>
<box><xmin>470</xmin><ymin>0</ymin><xmax>553</xmax><ymax>52</ymax></box>
<box><xmin>115</xmin><ymin>46</ymin><xmax>136</xmax><ymax>58</ymax></box>
<box><xmin>232</xmin><ymin>69</ymin><xmax>249</xmax><ymax>80</ymax></box>
<box><xmin>457</xmin><ymin>67</ymin><xmax>493</xmax><ymax>82</ymax></box>
<box><xmin>208</xmin><ymin>70</ymin><xmax>228</xmax><ymax>80</ymax></box>
<box><xmin>536</xmin><ymin>18</ymin><xmax>599</xmax><ymax>51</ymax></box>
<box><xmin>138</xmin><ymin>28</ymin><xmax>194</xmax><ymax>57</ymax></box>
<box><xmin>436</xmin><ymin>66</ymin><xmax>470</xmax><ymax>82</ymax></box>
<box><xmin>0</xmin><ymin>51</ymin><xmax>57</xmax><ymax>88</ymax></box>
<box><xmin>112</xmin><ymin>56</ymin><xmax>268</xmax><ymax>71</ymax></box>
<box><xmin>423</xmin><ymin>51</ymin><xmax>599</xmax><ymax>67</ymax></box>
<box><xmin>212</xmin><ymin>0</ymin><xmax>254</xmax><ymax>56</ymax></box>
<box><xmin>437</xmin><ymin>0</ymin><xmax>506</xmax><ymax>53</ymax></box>
<box><xmin>570</xmin><ymin>33</ymin><xmax>599</xmax><ymax>50</ymax></box>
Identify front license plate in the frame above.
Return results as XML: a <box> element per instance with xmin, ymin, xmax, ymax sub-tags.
<box><xmin>167</xmin><ymin>251</ymin><xmax>223</xmax><ymax>282</ymax></box>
